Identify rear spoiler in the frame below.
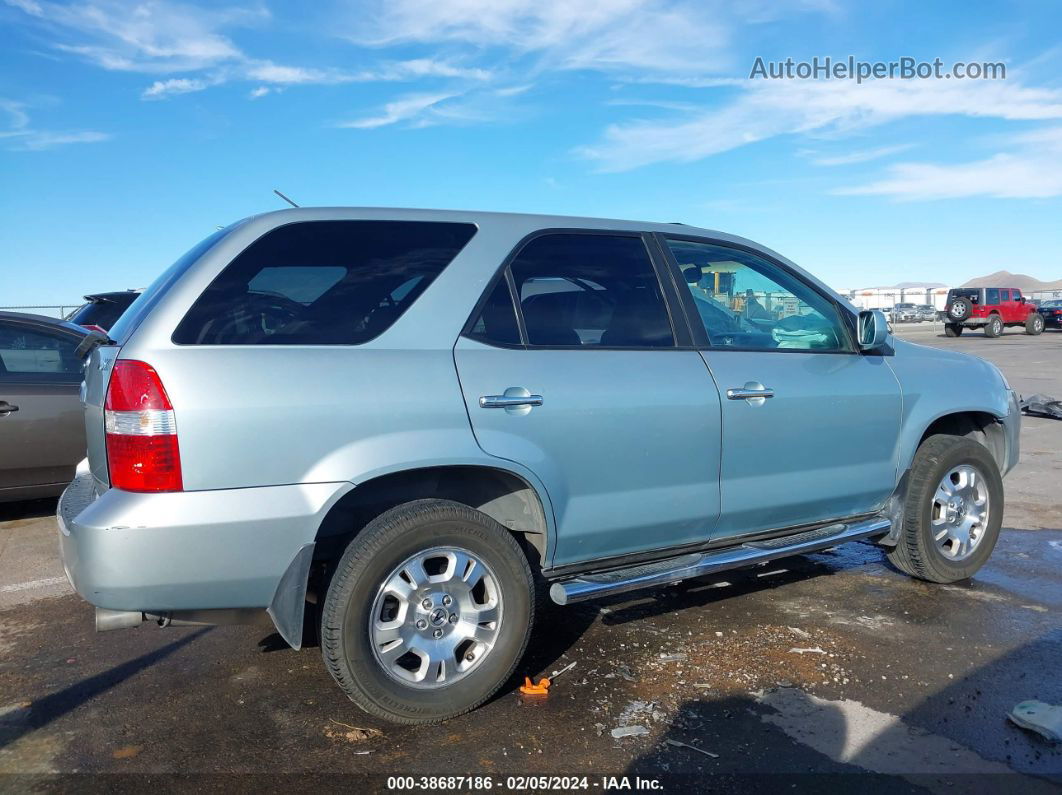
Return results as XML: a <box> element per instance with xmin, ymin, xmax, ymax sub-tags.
<box><xmin>75</xmin><ymin>329</ymin><xmax>114</xmax><ymax>360</ymax></box>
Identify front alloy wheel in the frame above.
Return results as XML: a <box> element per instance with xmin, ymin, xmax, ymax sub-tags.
<box><xmin>887</xmin><ymin>434</ymin><xmax>1003</xmax><ymax>582</ymax></box>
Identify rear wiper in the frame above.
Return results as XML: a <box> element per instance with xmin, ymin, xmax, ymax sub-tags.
<box><xmin>75</xmin><ymin>329</ymin><xmax>114</xmax><ymax>360</ymax></box>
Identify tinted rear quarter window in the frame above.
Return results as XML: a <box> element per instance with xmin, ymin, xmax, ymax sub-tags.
<box><xmin>173</xmin><ymin>221</ymin><xmax>476</xmax><ymax>345</ymax></box>
<box><xmin>0</xmin><ymin>322</ymin><xmax>84</xmax><ymax>382</ymax></box>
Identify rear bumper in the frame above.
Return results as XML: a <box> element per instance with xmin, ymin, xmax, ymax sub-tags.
<box><xmin>57</xmin><ymin>466</ymin><xmax>350</xmax><ymax>612</ymax></box>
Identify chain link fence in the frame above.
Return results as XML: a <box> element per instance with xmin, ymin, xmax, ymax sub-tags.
<box><xmin>0</xmin><ymin>304</ymin><xmax>82</xmax><ymax>319</ymax></box>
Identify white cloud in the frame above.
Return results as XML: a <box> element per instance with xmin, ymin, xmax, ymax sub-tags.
<box><xmin>0</xmin><ymin>97</ymin><xmax>110</xmax><ymax>150</ymax></box>
<box><xmin>142</xmin><ymin>77</ymin><xmax>210</xmax><ymax>99</ymax></box>
<box><xmin>837</xmin><ymin>127</ymin><xmax>1062</xmax><ymax>200</ymax></box>
<box><xmin>806</xmin><ymin>144</ymin><xmax>914</xmax><ymax>166</ymax></box>
<box><xmin>578</xmin><ymin>78</ymin><xmax>1062</xmax><ymax>171</ymax></box>
<box><xmin>248</xmin><ymin>86</ymin><xmax>270</xmax><ymax>99</ymax></box>
<box><xmin>9</xmin><ymin>0</ymin><xmax>255</xmax><ymax>73</ymax></box>
<box><xmin>337</xmin><ymin>92</ymin><xmax>457</xmax><ymax>129</ymax></box>
<box><xmin>348</xmin><ymin>0</ymin><xmax>736</xmax><ymax>75</ymax></box>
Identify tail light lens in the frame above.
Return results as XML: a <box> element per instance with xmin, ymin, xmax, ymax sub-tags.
<box><xmin>104</xmin><ymin>360</ymin><xmax>182</xmax><ymax>492</ymax></box>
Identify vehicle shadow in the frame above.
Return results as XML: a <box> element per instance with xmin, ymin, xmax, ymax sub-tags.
<box><xmin>623</xmin><ymin>635</ymin><xmax>1062</xmax><ymax>791</ymax></box>
<box><xmin>0</xmin><ymin>497</ymin><xmax>59</xmax><ymax>522</ymax></box>
<box><xmin>0</xmin><ymin>628</ymin><xmax>209</xmax><ymax>750</ymax></box>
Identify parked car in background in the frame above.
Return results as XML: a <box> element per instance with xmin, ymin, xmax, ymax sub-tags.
<box><xmin>915</xmin><ymin>304</ymin><xmax>938</xmax><ymax>322</ymax></box>
<box><xmin>890</xmin><ymin>302</ymin><xmax>919</xmax><ymax>322</ymax></box>
<box><xmin>66</xmin><ymin>290</ymin><xmax>142</xmax><ymax>333</ymax></box>
<box><xmin>59</xmin><ymin>208</ymin><xmax>1019</xmax><ymax>724</ymax></box>
<box><xmin>943</xmin><ymin>287</ymin><xmax>1044</xmax><ymax>337</ymax></box>
<box><xmin>0</xmin><ymin>312</ymin><xmax>87</xmax><ymax>502</ymax></box>
<box><xmin>1037</xmin><ymin>299</ymin><xmax>1062</xmax><ymax>329</ymax></box>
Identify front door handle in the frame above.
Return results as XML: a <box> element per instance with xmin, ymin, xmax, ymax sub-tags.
<box><xmin>725</xmin><ymin>387</ymin><xmax>774</xmax><ymax>400</ymax></box>
<box><xmin>0</xmin><ymin>401</ymin><xmax>19</xmax><ymax>417</ymax></box>
<box><xmin>479</xmin><ymin>394</ymin><xmax>544</xmax><ymax>409</ymax></box>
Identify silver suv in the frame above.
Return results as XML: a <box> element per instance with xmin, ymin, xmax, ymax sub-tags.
<box><xmin>59</xmin><ymin>208</ymin><xmax>1020</xmax><ymax>724</ymax></box>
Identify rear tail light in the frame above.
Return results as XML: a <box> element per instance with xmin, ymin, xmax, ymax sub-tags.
<box><xmin>104</xmin><ymin>360</ymin><xmax>183</xmax><ymax>492</ymax></box>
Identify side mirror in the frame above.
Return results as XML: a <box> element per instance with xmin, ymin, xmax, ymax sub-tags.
<box><xmin>1020</xmin><ymin>296</ymin><xmax>1026</xmax><ymax>303</ymax></box>
<box><xmin>858</xmin><ymin>309</ymin><xmax>890</xmax><ymax>351</ymax></box>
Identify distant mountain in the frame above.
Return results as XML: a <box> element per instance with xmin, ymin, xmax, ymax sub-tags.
<box><xmin>961</xmin><ymin>270</ymin><xmax>1062</xmax><ymax>291</ymax></box>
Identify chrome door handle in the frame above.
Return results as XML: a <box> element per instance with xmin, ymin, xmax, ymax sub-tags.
<box><xmin>479</xmin><ymin>394</ymin><xmax>544</xmax><ymax>408</ymax></box>
<box><xmin>726</xmin><ymin>387</ymin><xmax>775</xmax><ymax>400</ymax></box>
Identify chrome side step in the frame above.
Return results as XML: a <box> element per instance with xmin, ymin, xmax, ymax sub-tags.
<box><xmin>549</xmin><ymin>517</ymin><xmax>890</xmax><ymax>605</ymax></box>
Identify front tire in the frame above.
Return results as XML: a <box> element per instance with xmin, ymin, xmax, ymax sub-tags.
<box><xmin>1026</xmin><ymin>313</ymin><xmax>1044</xmax><ymax>335</ymax></box>
<box><xmin>887</xmin><ymin>435</ymin><xmax>1003</xmax><ymax>583</ymax></box>
<box><xmin>321</xmin><ymin>499</ymin><xmax>534</xmax><ymax>724</ymax></box>
<box><xmin>984</xmin><ymin>315</ymin><xmax>1003</xmax><ymax>337</ymax></box>
<box><xmin>944</xmin><ymin>324</ymin><xmax>963</xmax><ymax>337</ymax></box>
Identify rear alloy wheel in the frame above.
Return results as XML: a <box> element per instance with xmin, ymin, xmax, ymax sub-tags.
<box><xmin>944</xmin><ymin>324</ymin><xmax>963</xmax><ymax>338</ymax></box>
<box><xmin>887</xmin><ymin>434</ymin><xmax>1002</xmax><ymax>583</ymax></box>
<box><xmin>984</xmin><ymin>315</ymin><xmax>1003</xmax><ymax>337</ymax></box>
<box><xmin>948</xmin><ymin>298</ymin><xmax>973</xmax><ymax>322</ymax></box>
<box><xmin>1026</xmin><ymin>313</ymin><xmax>1044</xmax><ymax>335</ymax></box>
<box><xmin>321</xmin><ymin>499</ymin><xmax>534</xmax><ymax>724</ymax></box>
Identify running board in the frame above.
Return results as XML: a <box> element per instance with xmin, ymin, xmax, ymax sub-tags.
<box><xmin>548</xmin><ymin>517</ymin><xmax>891</xmax><ymax>605</ymax></box>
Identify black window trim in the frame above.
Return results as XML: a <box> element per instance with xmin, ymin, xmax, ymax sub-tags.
<box><xmin>0</xmin><ymin>317</ymin><xmax>87</xmax><ymax>384</ymax></box>
<box><xmin>171</xmin><ymin>219</ymin><xmax>479</xmax><ymax>347</ymax></box>
<box><xmin>459</xmin><ymin>227</ymin><xmax>693</xmax><ymax>352</ymax></box>
<box><xmin>652</xmin><ymin>232</ymin><xmax>861</xmax><ymax>356</ymax></box>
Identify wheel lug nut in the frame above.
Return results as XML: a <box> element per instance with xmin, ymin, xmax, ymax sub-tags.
<box><xmin>421</xmin><ymin>598</ymin><xmax>432</xmax><ymax>609</ymax></box>
<box><xmin>416</xmin><ymin>619</ymin><xmax>427</xmax><ymax>630</ymax></box>
<box><xmin>449</xmin><ymin>613</ymin><xmax>458</xmax><ymax>624</ymax></box>
<box><xmin>442</xmin><ymin>595</ymin><xmax>452</xmax><ymax>606</ymax></box>
<box><xmin>465</xmin><ymin>652</ymin><xmax>475</xmax><ymax>662</ymax></box>
<box><xmin>433</xmin><ymin>629</ymin><xmax>443</xmax><ymax>639</ymax></box>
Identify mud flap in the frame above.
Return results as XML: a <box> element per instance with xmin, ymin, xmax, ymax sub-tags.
<box><xmin>267</xmin><ymin>543</ymin><xmax>315</xmax><ymax>650</ymax></box>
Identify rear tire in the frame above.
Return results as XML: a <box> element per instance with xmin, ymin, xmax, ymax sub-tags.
<box><xmin>984</xmin><ymin>315</ymin><xmax>1003</xmax><ymax>337</ymax></box>
<box><xmin>1026</xmin><ymin>313</ymin><xmax>1044</xmax><ymax>335</ymax></box>
<box><xmin>321</xmin><ymin>499</ymin><xmax>534</xmax><ymax>724</ymax></box>
<box><xmin>944</xmin><ymin>324</ymin><xmax>963</xmax><ymax>338</ymax></box>
<box><xmin>887</xmin><ymin>435</ymin><xmax>1003</xmax><ymax>583</ymax></box>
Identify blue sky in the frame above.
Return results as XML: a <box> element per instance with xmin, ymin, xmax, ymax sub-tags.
<box><xmin>3</xmin><ymin>0</ymin><xmax>1062</xmax><ymax>306</ymax></box>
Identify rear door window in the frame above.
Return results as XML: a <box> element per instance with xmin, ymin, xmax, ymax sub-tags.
<box><xmin>506</xmin><ymin>233</ymin><xmax>674</xmax><ymax>348</ymax></box>
<box><xmin>173</xmin><ymin>221</ymin><xmax>476</xmax><ymax>345</ymax></box>
<box><xmin>985</xmin><ymin>288</ymin><xmax>1000</xmax><ymax>305</ymax></box>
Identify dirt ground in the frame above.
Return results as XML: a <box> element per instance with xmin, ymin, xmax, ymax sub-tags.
<box><xmin>1</xmin><ymin>323</ymin><xmax>1060</xmax><ymax>792</ymax></box>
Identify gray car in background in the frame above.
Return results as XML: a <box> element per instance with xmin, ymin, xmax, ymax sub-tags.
<box><xmin>0</xmin><ymin>312</ymin><xmax>87</xmax><ymax>502</ymax></box>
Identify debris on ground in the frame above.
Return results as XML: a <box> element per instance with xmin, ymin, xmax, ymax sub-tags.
<box><xmin>616</xmin><ymin>663</ymin><xmax>636</xmax><ymax>682</ymax></box>
<box><xmin>787</xmin><ymin>627</ymin><xmax>810</xmax><ymax>639</ymax></box>
<box><xmin>111</xmin><ymin>745</ymin><xmax>142</xmax><ymax>760</ymax></box>
<box><xmin>519</xmin><ymin>675</ymin><xmax>551</xmax><ymax>696</ymax></box>
<box><xmin>789</xmin><ymin>647</ymin><xmax>827</xmax><ymax>655</ymax></box>
<box><xmin>658</xmin><ymin>653</ymin><xmax>687</xmax><ymax>662</ymax></box>
<box><xmin>324</xmin><ymin>719</ymin><xmax>383</xmax><ymax>743</ymax></box>
<box><xmin>611</xmin><ymin>725</ymin><xmax>649</xmax><ymax>739</ymax></box>
<box><xmin>550</xmin><ymin>661</ymin><xmax>577</xmax><ymax>680</ymax></box>
<box><xmin>665</xmin><ymin>738</ymin><xmax>719</xmax><ymax>759</ymax></box>
<box><xmin>1008</xmin><ymin>701</ymin><xmax>1062</xmax><ymax>742</ymax></box>
<box><xmin>1020</xmin><ymin>394</ymin><xmax>1062</xmax><ymax>420</ymax></box>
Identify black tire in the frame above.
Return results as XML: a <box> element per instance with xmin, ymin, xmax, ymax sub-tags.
<box><xmin>984</xmin><ymin>314</ymin><xmax>1003</xmax><ymax>337</ymax></box>
<box><xmin>944</xmin><ymin>324</ymin><xmax>963</xmax><ymax>338</ymax></box>
<box><xmin>887</xmin><ymin>435</ymin><xmax>1003</xmax><ymax>583</ymax></box>
<box><xmin>948</xmin><ymin>298</ymin><xmax>972</xmax><ymax>322</ymax></box>
<box><xmin>1026</xmin><ymin>313</ymin><xmax>1044</xmax><ymax>335</ymax></box>
<box><xmin>321</xmin><ymin>499</ymin><xmax>534</xmax><ymax>724</ymax></box>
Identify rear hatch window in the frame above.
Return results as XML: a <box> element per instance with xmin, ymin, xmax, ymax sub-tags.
<box><xmin>67</xmin><ymin>294</ymin><xmax>138</xmax><ymax>331</ymax></box>
<box><xmin>947</xmin><ymin>288</ymin><xmax>981</xmax><ymax>303</ymax></box>
<box><xmin>172</xmin><ymin>220</ymin><xmax>477</xmax><ymax>345</ymax></box>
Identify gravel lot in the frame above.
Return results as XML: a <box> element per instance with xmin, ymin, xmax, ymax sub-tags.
<box><xmin>1</xmin><ymin>323</ymin><xmax>1060</xmax><ymax>791</ymax></box>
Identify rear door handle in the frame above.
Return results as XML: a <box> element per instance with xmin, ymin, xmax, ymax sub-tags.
<box><xmin>0</xmin><ymin>401</ymin><xmax>19</xmax><ymax>416</ymax></box>
<box><xmin>479</xmin><ymin>394</ymin><xmax>544</xmax><ymax>408</ymax></box>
